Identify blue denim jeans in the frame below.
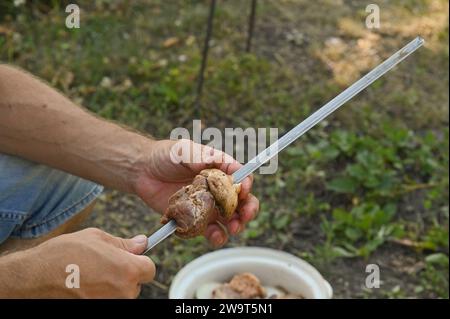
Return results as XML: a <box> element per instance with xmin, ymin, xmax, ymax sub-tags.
<box><xmin>0</xmin><ymin>153</ymin><xmax>103</xmax><ymax>244</ymax></box>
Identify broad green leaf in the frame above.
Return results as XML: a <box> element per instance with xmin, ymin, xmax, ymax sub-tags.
<box><xmin>332</xmin><ymin>246</ymin><xmax>356</xmax><ymax>258</ymax></box>
<box><xmin>273</xmin><ymin>215</ymin><xmax>291</xmax><ymax>230</ymax></box>
<box><xmin>425</xmin><ymin>253</ymin><xmax>449</xmax><ymax>266</ymax></box>
<box><xmin>345</xmin><ymin>227</ymin><xmax>362</xmax><ymax>241</ymax></box>
<box><xmin>327</xmin><ymin>177</ymin><xmax>358</xmax><ymax>193</ymax></box>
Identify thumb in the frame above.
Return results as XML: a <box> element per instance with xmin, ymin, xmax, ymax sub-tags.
<box><xmin>112</xmin><ymin>234</ymin><xmax>148</xmax><ymax>255</ymax></box>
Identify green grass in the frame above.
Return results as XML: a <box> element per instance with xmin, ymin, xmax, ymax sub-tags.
<box><xmin>1</xmin><ymin>0</ymin><xmax>448</xmax><ymax>298</ymax></box>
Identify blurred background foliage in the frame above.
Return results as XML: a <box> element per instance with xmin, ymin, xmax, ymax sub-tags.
<box><xmin>0</xmin><ymin>0</ymin><xmax>448</xmax><ymax>298</ymax></box>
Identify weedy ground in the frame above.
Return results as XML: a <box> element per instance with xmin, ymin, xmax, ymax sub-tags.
<box><xmin>1</xmin><ymin>0</ymin><xmax>448</xmax><ymax>298</ymax></box>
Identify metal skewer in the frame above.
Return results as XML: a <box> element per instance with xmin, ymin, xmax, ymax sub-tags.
<box><xmin>144</xmin><ymin>37</ymin><xmax>425</xmax><ymax>253</ymax></box>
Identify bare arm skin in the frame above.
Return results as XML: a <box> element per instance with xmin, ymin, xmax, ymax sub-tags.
<box><xmin>0</xmin><ymin>64</ymin><xmax>152</xmax><ymax>193</ymax></box>
<box><xmin>0</xmin><ymin>64</ymin><xmax>259</xmax><ymax>246</ymax></box>
<box><xmin>0</xmin><ymin>65</ymin><xmax>259</xmax><ymax>297</ymax></box>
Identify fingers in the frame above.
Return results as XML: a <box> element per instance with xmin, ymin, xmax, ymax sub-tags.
<box><xmin>205</xmin><ymin>193</ymin><xmax>259</xmax><ymax>247</ymax></box>
<box><xmin>204</xmin><ymin>223</ymin><xmax>227</xmax><ymax>248</ymax></box>
<box><xmin>133</xmin><ymin>255</ymin><xmax>156</xmax><ymax>284</ymax></box>
<box><xmin>72</xmin><ymin>229</ymin><xmax>155</xmax><ymax>298</ymax></box>
<box><xmin>237</xmin><ymin>193</ymin><xmax>260</xmax><ymax>223</ymax></box>
<box><xmin>113</xmin><ymin>236</ymin><xmax>156</xmax><ymax>284</ymax></box>
<box><xmin>185</xmin><ymin>143</ymin><xmax>237</xmax><ymax>173</ymax></box>
<box><xmin>202</xmin><ymin>144</ymin><xmax>237</xmax><ymax>170</ymax></box>
<box><xmin>176</xmin><ymin>140</ymin><xmax>254</xmax><ymax>198</ymax></box>
<box><xmin>226</xmin><ymin>216</ymin><xmax>241</xmax><ymax>235</ymax></box>
<box><xmin>97</xmin><ymin>230</ymin><xmax>148</xmax><ymax>255</ymax></box>
<box><xmin>225</xmin><ymin>194</ymin><xmax>259</xmax><ymax>234</ymax></box>
<box><xmin>238</xmin><ymin>174</ymin><xmax>253</xmax><ymax>200</ymax></box>
<box><xmin>109</xmin><ymin>237</ymin><xmax>156</xmax><ymax>285</ymax></box>
<box><xmin>117</xmin><ymin>234</ymin><xmax>149</xmax><ymax>255</ymax></box>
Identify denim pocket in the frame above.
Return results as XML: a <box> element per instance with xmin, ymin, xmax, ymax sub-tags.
<box><xmin>0</xmin><ymin>211</ymin><xmax>27</xmax><ymax>244</ymax></box>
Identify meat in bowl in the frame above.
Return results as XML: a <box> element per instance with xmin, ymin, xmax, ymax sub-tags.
<box><xmin>196</xmin><ymin>273</ymin><xmax>304</xmax><ymax>299</ymax></box>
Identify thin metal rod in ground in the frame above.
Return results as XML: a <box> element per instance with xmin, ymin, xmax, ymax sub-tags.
<box><xmin>246</xmin><ymin>0</ymin><xmax>257</xmax><ymax>52</ymax></box>
<box><xmin>194</xmin><ymin>0</ymin><xmax>216</xmax><ymax>117</ymax></box>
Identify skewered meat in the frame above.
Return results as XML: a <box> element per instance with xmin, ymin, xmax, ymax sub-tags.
<box><xmin>161</xmin><ymin>169</ymin><xmax>241</xmax><ymax>238</ymax></box>
<box><xmin>161</xmin><ymin>175</ymin><xmax>214</xmax><ymax>238</ymax></box>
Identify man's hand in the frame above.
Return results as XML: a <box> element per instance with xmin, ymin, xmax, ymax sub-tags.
<box><xmin>0</xmin><ymin>66</ymin><xmax>259</xmax><ymax>247</ymax></box>
<box><xmin>0</xmin><ymin>228</ymin><xmax>155</xmax><ymax>298</ymax></box>
<box><xmin>133</xmin><ymin>139</ymin><xmax>260</xmax><ymax>248</ymax></box>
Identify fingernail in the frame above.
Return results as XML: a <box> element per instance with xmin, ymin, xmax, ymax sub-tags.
<box><xmin>212</xmin><ymin>233</ymin><xmax>224</xmax><ymax>247</ymax></box>
<box><xmin>216</xmin><ymin>238</ymin><xmax>225</xmax><ymax>247</ymax></box>
<box><xmin>132</xmin><ymin>235</ymin><xmax>147</xmax><ymax>245</ymax></box>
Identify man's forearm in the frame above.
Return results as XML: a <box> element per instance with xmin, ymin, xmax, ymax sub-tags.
<box><xmin>0</xmin><ymin>64</ymin><xmax>154</xmax><ymax>192</ymax></box>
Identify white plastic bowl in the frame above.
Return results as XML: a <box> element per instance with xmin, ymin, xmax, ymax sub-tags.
<box><xmin>169</xmin><ymin>247</ymin><xmax>333</xmax><ymax>299</ymax></box>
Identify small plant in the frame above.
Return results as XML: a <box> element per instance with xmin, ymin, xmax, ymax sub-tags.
<box><xmin>321</xmin><ymin>203</ymin><xmax>404</xmax><ymax>258</ymax></box>
<box><xmin>420</xmin><ymin>253</ymin><xmax>449</xmax><ymax>298</ymax></box>
<box><xmin>2</xmin><ymin>0</ymin><xmax>448</xmax><ymax>299</ymax></box>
